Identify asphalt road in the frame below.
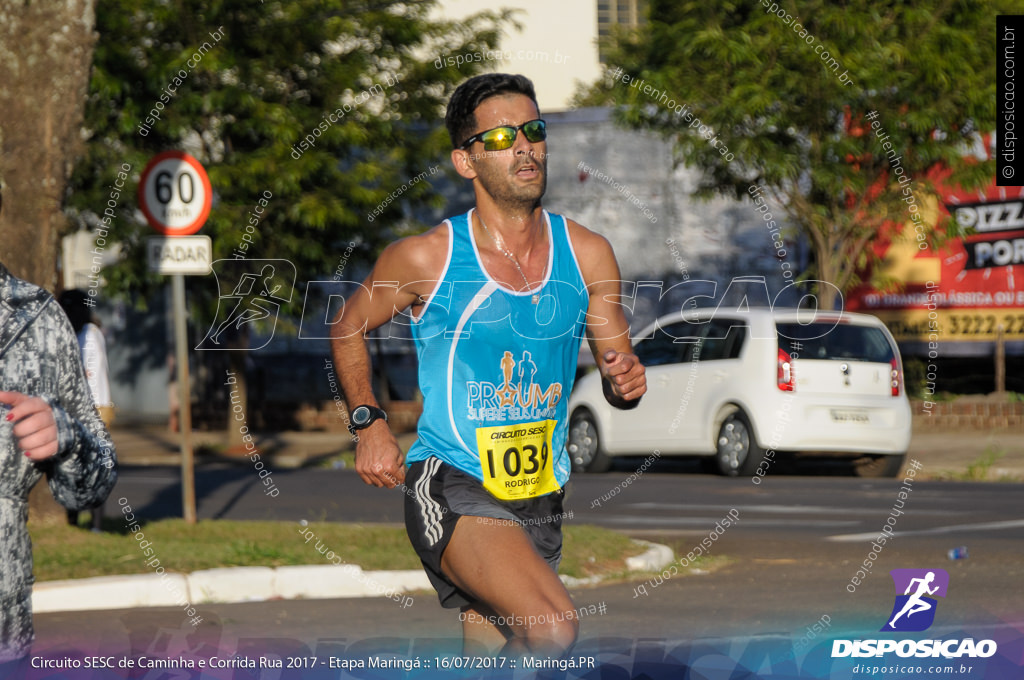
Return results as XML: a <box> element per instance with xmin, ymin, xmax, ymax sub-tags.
<box><xmin>30</xmin><ymin>462</ymin><xmax>1024</xmax><ymax>678</ymax></box>
<box><xmin>106</xmin><ymin>460</ymin><xmax>1024</xmax><ymax>544</ymax></box>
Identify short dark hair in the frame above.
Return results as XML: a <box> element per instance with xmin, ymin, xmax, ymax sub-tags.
<box><xmin>445</xmin><ymin>73</ymin><xmax>539</xmax><ymax>149</ymax></box>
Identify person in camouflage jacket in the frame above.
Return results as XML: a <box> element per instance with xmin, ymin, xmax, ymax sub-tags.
<box><xmin>0</xmin><ymin>260</ymin><xmax>118</xmax><ymax>662</ymax></box>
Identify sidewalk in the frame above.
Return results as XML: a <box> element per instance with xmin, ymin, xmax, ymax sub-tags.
<box><xmin>905</xmin><ymin>428</ymin><xmax>1024</xmax><ymax>479</ymax></box>
<box><xmin>107</xmin><ymin>424</ymin><xmax>361</xmax><ymax>468</ymax></box>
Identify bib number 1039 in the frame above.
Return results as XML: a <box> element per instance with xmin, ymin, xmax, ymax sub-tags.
<box><xmin>485</xmin><ymin>442</ymin><xmax>547</xmax><ymax>479</ymax></box>
<box><xmin>476</xmin><ymin>419</ymin><xmax>561</xmax><ymax>500</ymax></box>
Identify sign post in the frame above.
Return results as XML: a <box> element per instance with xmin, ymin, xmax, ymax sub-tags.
<box><xmin>139</xmin><ymin>151</ymin><xmax>212</xmax><ymax>524</ymax></box>
<box><xmin>171</xmin><ymin>274</ymin><xmax>196</xmax><ymax>524</ymax></box>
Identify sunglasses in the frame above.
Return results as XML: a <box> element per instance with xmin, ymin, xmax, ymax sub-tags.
<box><xmin>459</xmin><ymin>119</ymin><xmax>547</xmax><ymax>151</ymax></box>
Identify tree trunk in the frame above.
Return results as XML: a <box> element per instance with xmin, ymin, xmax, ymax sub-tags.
<box><xmin>224</xmin><ymin>320</ymin><xmax>252</xmax><ymax>453</ymax></box>
<box><xmin>812</xmin><ymin>238</ymin><xmax>841</xmax><ymax>311</ymax></box>
<box><xmin>226</xmin><ymin>347</ymin><xmax>249</xmax><ymax>452</ymax></box>
<box><xmin>0</xmin><ymin>0</ymin><xmax>97</xmax><ymax>287</ymax></box>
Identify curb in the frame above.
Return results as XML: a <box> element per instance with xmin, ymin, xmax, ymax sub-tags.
<box><xmin>624</xmin><ymin>540</ymin><xmax>675</xmax><ymax>572</ymax></box>
<box><xmin>33</xmin><ymin>541</ymin><xmax>675</xmax><ymax>614</ymax></box>
<box><xmin>32</xmin><ymin>564</ymin><xmax>430</xmax><ymax>614</ymax></box>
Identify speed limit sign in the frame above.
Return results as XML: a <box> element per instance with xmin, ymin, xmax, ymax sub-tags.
<box><xmin>138</xmin><ymin>151</ymin><xmax>212</xmax><ymax>235</ymax></box>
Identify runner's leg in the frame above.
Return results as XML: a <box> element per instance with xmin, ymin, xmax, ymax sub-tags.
<box><xmin>441</xmin><ymin>516</ymin><xmax>578</xmax><ymax>656</ymax></box>
<box><xmin>459</xmin><ymin>602</ymin><xmax>512</xmax><ymax>654</ymax></box>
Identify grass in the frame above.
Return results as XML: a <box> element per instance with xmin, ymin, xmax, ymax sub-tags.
<box><xmin>646</xmin><ymin>535</ymin><xmax>733</xmax><ymax>578</ymax></box>
<box><xmin>964</xmin><ymin>447</ymin><xmax>1006</xmax><ymax>480</ymax></box>
<box><xmin>29</xmin><ymin>519</ymin><xmax>648</xmax><ymax>583</ymax></box>
<box><xmin>931</xmin><ymin>446</ymin><xmax>1021</xmax><ymax>482</ymax></box>
<box><xmin>560</xmin><ymin>524</ymin><xmax>648</xmax><ymax>580</ymax></box>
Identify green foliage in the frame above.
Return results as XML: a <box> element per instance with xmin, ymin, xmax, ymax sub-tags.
<box><xmin>902</xmin><ymin>356</ymin><xmax>928</xmax><ymax>399</ymax></box>
<box><xmin>963</xmin><ymin>446</ymin><xmax>1006</xmax><ymax>480</ymax></box>
<box><xmin>576</xmin><ymin>0</ymin><xmax>1001</xmax><ymax>305</ymax></box>
<box><xmin>31</xmin><ymin>519</ymin><xmax>421</xmax><ymax>580</ymax></box>
<box><xmin>560</xmin><ymin>525</ymin><xmax>647</xmax><ymax>579</ymax></box>
<box><xmin>67</xmin><ymin>0</ymin><xmax>510</xmax><ymax>316</ymax></box>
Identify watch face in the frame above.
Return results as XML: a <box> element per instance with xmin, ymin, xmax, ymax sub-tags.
<box><xmin>351</xmin><ymin>406</ymin><xmax>371</xmax><ymax>426</ymax></box>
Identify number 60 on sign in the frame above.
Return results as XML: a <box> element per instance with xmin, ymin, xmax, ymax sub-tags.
<box><xmin>138</xmin><ymin>150</ymin><xmax>212</xmax><ymax>236</ymax></box>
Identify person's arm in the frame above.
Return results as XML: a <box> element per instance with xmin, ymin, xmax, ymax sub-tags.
<box><xmin>569</xmin><ymin>221</ymin><xmax>647</xmax><ymax>408</ymax></box>
<box><xmin>1</xmin><ymin>308</ymin><xmax>117</xmax><ymax>509</ymax></box>
<box><xmin>330</xmin><ymin>229</ymin><xmax>443</xmax><ymax>487</ymax></box>
<box><xmin>84</xmin><ymin>323</ymin><xmax>113</xmax><ymax>407</ymax></box>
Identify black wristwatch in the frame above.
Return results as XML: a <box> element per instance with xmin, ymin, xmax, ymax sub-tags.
<box><xmin>348</xmin><ymin>404</ymin><xmax>388</xmax><ymax>434</ymax></box>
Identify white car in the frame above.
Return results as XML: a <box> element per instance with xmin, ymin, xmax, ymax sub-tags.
<box><xmin>567</xmin><ymin>307</ymin><xmax>912</xmax><ymax>477</ymax></box>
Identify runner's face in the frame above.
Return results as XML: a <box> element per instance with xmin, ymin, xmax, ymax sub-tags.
<box><xmin>464</xmin><ymin>94</ymin><xmax>547</xmax><ymax>210</ymax></box>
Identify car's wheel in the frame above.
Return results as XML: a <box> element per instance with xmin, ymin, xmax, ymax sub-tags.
<box><xmin>568</xmin><ymin>409</ymin><xmax>612</xmax><ymax>473</ymax></box>
<box><xmin>714</xmin><ymin>407</ymin><xmax>763</xmax><ymax>477</ymax></box>
<box><xmin>852</xmin><ymin>453</ymin><xmax>905</xmax><ymax>478</ymax></box>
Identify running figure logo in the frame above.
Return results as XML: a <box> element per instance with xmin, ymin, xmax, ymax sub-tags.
<box><xmin>881</xmin><ymin>568</ymin><xmax>949</xmax><ymax>632</ymax></box>
<box><xmin>197</xmin><ymin>259</ymin><xmax>295</xmax><ymax>350</ymax></box>
<box><xmin>495</xmin><ymin>350</ymin><xmax>541</xmax><ymax>408</ymax></box>
<box><xmin>466</xmin><ymin>350</ymin><xmax>562</xmax><ymax>421</ymax></box>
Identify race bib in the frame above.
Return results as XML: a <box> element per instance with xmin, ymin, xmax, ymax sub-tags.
<box><xmin>476</xmin><ymin>419</ymin><xmax>561</xmax><ymax>500</ymax></box>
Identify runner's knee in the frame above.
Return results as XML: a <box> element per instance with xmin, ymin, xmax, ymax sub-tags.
<box><xmin>524</xmin><ymin>610</ymin><xmax>578</xmax><ymax>654</ymax></box>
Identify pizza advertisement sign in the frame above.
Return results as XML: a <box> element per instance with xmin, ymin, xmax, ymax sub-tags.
<box><xmin>848</xmin><ymin>137</ymin><xmax>1024</xmax><ymax>350</ymax></box>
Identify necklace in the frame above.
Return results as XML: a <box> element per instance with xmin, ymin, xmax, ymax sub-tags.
<box><xmin>477</xmin><ymin>213</ymin><xmax>540</xmax><ymax>304</ymax></box>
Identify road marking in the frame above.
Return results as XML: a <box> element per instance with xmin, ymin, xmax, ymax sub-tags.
<box><xmin>826</xmin><ymin>518</ymin><xmax>1024</xmax><ymax>541</ymax></box>
<box><xmin>623</xmin><ymin>502</ymin><xmax>938</xmax><ymax>516</ymax></box>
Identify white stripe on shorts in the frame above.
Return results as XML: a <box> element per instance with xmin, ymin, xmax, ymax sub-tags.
<box><xmin>415</xmin><ymin>457</ymin><xmax>445</xmax><ymax>546</ymax></box>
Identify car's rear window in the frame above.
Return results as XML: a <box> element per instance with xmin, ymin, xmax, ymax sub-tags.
<box><xmin>777</xmin><ymin>322</ymin><xmax>895</xmax><ymax>363</ymax></box>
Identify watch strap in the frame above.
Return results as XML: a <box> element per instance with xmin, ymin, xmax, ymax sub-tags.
<box><xmin>348</xmin><ymin>404</ymin><xmax>388</xmax><ymax>434</ymax></box>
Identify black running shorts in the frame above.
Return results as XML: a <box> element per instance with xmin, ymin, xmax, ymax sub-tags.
<box><xmin>404</xmin><ymin>457</ymin><xmax>566</xmax><ymax>609</ymax></box>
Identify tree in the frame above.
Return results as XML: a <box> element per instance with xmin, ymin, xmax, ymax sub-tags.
<box><xmin>576</xmin><ymin>0</ymin><xmax>1000</xmax><ymax>309</ymax></box>
<box><xmin>0</xmin><ymin>0</ymin><xmax>96</xmax><ymax>288</ymax></box>
<box><xmin>66</xmin><ymin>0</ymin><xmax>510</xmax><ymax>439</ymax></box>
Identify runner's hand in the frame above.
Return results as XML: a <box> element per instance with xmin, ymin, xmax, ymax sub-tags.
<box><xmin>601</xmin><ymin>349</ymin><xmax>646</xmax><ymax>403</ymax></box>
<box><xmin>355</xmin><ymin>421</ymin><xmax>406</xmax><ymax>488</ymax></box>
<box><xmin>0</xmin><ymin>391</ymin><xmax>60</xmax><ymax>461</ymax></box>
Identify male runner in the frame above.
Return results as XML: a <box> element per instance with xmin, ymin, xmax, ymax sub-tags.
<box><xmin>330</xmin><ymin>73</ymin><xmax>646</xmax><ymax>657</ymax></box>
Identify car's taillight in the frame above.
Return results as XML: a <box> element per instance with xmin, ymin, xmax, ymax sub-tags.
<box><xmin>777</xmin><ymin>348</ymin><xmax>794</xmax><ymax>392</ymax></box>
<box><xmin>890</xmin><ymin>358</ymin><xmax>902</xmax><ymax>397</ymax></box>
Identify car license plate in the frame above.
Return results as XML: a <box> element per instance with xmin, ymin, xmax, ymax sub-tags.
<box><xmin>830</xmin><ymin>409</ymin><xmax>870</xmax><ymax>423</ymax></box>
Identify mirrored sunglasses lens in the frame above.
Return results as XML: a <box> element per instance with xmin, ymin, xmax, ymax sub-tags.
<box><xmin>524</xmin><ymin>120</ymin><xmax>546</xmax><ymax>142</ymax></box>
<box><xmin>482</xmin><ymin>127</ymin><xmax>515</xmax><ymax>151</ymax></box>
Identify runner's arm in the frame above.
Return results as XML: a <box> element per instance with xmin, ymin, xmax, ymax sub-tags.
<box><xmin>330</xmin><ymin>231</ymin><xmax>440</xmax><ymax>487</ymax></box>
<box><xmin>568</xmin><ymin>222</ymin><xmax>646</xmax><ymax>408</ymax></box>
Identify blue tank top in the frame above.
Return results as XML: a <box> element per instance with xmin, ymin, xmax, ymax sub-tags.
<box><xmin>406</xmin><ymin>209</ymin><xmax>589</xmax><ymax>499</ymax></box>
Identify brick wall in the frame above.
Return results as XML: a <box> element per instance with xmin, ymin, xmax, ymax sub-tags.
<box><xmin>911</xmin><ymin>399</ymin><xmax>1024</xmax><ymax>430</ymax></box>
